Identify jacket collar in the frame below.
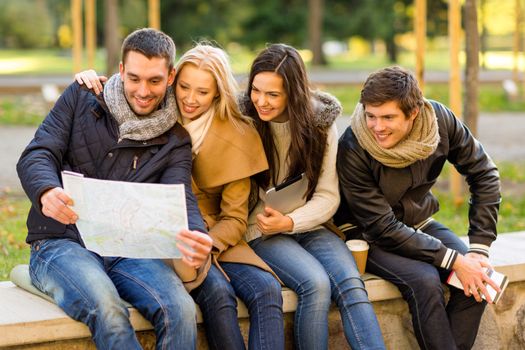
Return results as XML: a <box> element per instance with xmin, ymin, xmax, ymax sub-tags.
<box><xmin>238</xmin><ymin>89</ymin><xmax>341</xmax><ymax>129</ymax></box>
<box><xmin>192</xmin><ymin>116</ymin><xmax>268</xmax><ymax>188</ymax></box>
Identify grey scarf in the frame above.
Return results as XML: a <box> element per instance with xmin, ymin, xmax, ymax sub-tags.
<box><xmin>104</xmin><ymin>74</ymin><xmax>176</xmax><ymax>141</ymax></box>
<box><xmin>350</xmin><ymin>99</ymin><xmax>440</xmax><ymax>168</ymax></box>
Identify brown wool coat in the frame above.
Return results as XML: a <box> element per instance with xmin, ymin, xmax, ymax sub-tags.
<box><xmin>191</xmin><ymin>115</ymin><xmax>280</xmax><ymax>282</ymax></box>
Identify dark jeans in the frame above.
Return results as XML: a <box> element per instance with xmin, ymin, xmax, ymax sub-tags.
<box><xmin>192</xmin><ymin>263</ymin><xmax>284</xmax><ymax>350</ymax></box>
<box><xmin>366</xmin><ymin>220</ymin><xmax>486</xmax><ymax>350</ymax></box>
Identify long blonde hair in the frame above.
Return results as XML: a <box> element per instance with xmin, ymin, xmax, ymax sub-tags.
<box><xmin>174</xmin><ymin>43</ymin><xmax>249</xmax><ymax>130</ymax></box>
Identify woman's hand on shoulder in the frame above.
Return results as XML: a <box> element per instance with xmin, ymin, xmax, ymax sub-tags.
<box><xmin>256</xmin><ymin>206</ymin><xmax>294</xmax><ymax>235</ymax></box>
<box><xmin>74</xmin><ymin>69</ymin><xmax>107</xmax><ymax>95</ymax></box>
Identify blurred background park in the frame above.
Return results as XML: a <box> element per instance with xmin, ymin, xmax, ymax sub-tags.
<box><xmin>0</xmin><ymin>0</ymin><xmax>524</xmax><ymax>280</ymax></box>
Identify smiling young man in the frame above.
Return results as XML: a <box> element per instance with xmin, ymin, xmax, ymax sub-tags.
<box><xmin>17</xmin><ymin>28</ymin><xmax>212</xmax><ymax>349</ymax></box>
<box><xmin>335</xmin><ymin>66</ymin><xmax>501</xmax><ymax>349</ymax></box>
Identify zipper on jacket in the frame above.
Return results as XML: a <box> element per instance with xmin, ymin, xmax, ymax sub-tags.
<box><xmin>132</xmin><ymin>155</ymin><xmax>138</xmax><ymax>170</ymax></box>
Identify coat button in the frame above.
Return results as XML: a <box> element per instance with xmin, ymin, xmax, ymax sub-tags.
<box><xmin>107</xmin><ymin>152</ymin><xmax>113</xmax><ymax>158</ymax></box>
<box><xmin>142</xmin><ymin>141</ymin><xmax>147</xmax><ymax>145</ymax></box>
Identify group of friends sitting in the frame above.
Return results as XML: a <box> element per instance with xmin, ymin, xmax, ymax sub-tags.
<box><xmin>17</xmin><ymin>28</ymin><xmax>501</xmax><ymax>350</ymax></box>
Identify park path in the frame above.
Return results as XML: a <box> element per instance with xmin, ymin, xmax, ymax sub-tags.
<box><xmin>0</xmin><ymin>69</ymin><xmax>519</xmax><ymax>92</ymax></box>
<box><xmin>1</xmin><ymin>112</ymin><xmax>524</xmax><ymax>193</ymax></box>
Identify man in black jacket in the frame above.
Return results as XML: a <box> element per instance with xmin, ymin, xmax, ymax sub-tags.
<box><xmin>335</xmin><ymin>66</ymin><xmax>501</xmax><ymax>349</ymax></box>
<box><xmin>17</xmin><ymin>28</ymin><xmax>212</xmax><ymax>349</ymax></box>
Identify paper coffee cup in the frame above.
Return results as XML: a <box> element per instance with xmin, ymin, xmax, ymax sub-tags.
<box><xmin>346</xmin><ymin>239</ymin><xmax>369</xmax><ymax>275</ymax></box>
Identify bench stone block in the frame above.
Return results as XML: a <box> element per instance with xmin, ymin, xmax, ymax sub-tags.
<box><xmin>2</xmin><ymin>232</ymin><xmax>525</xmax><ymax>349</ymax></box>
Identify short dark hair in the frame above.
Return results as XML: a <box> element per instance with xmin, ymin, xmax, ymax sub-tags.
<box><xmin>360</xmin><ymin>66</ymin><xmax>424</xmax><ymax>117</ymax></box>
<box><xmin>121</xmin><ymin>28</ymin><xmax>176</xmax><ymax>70</ymax></box>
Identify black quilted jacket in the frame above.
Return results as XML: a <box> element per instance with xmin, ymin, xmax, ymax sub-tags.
<box><xmin>334</xmin><ymin>100</ymin><xmax>501</xmax><ymax>268</ymax></box>
<box><xmin>17</xmin><ymin>82</ymin><xmax>206</xmax><ymax>244</ymax></box>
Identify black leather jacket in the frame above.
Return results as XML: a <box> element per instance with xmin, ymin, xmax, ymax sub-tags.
<box><xmin>17</xmin><ymin>82</ymin><xmax>206</xmax><ymax>244</ymax></box>
<box><xmin>335</xmin><ymin>100</ymin><xmax>500</xmax><ymax>268</ymax></box>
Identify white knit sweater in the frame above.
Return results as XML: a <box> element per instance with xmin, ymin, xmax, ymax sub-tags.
<box><xmin>245</xmin><ymin>121</ymin><xmax>340</xmax><ymax>242</ymax></box>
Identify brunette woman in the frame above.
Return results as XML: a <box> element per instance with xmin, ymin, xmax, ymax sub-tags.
<box><xmin>240</xmin><ymin>43</ymin><xmax>385</xmax><ymax>350</ymax></box>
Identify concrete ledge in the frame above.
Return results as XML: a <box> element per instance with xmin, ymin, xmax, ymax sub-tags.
<box><xmin>0</xmin><ymin>282</ymin><xmax>301</xmax><ymax>348</ymax></box>
<box><xmin>1</xmin><ymin>231</ymin><xmax>524</xmax><ymax>349</ymax></box>
<box><xmin>0</xmin><ymin>277</ymin><xmax>390</xmax><ymax>349</ymax></box>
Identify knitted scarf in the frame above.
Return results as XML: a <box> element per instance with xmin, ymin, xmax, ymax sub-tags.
<box><xmin>178</xmin><ymin>107</ymin><xmax>214</xmax><ymax>157</ymax></box>
<box><xmin>350</xmin><ymin>99</ymin><xmax>440</xmax><ymax>168</ymax></box>
<box><xmin>104</xmin><ymin>74</ymin><xmax>176</xmax><ymax>141</ymax></box>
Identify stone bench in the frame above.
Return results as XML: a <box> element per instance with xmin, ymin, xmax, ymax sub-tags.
<box><xmin>1</xmin><ymin>232</ymin><xmax>525</xmax><ymax>349</ymax></box>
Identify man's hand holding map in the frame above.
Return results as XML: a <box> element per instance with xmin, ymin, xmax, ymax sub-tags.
<box><xmin>62</xmin><ymin>171</ymin><xmax>188</xmax><ymax>259</ymax></box>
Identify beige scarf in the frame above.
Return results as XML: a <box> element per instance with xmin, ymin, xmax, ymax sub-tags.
<box><xmin>178</xmin><ymin>107</ymin><xmax>214</xmax><ymax>156</ymax></box>
<box><xmin>104</xmin><ymin>74</ymin><xmax>176</xmax><ymax>141</ymax></box>
<box><xmin>350</xmin><ymin>99</ymin><xmax>440</xmax><ymax>168</ymax></box>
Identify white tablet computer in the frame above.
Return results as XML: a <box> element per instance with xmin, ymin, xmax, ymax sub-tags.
<box><xmin>264</xmin><ymin>173</ymin><xmax>308</xmax><ymax>214</ymax></box>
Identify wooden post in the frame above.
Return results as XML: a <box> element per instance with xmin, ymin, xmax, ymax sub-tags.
<box><xmin>521</xmin><ymin>0</ymin><xmax>525</xmax><ymax>99</ymax></box>
<box><xmin>85</xmin><ymin>0</ymin><xmax>96</xmax><ymax>69</ymax></box>
<box><xmin>148</xmin><ymin>0</ymin><xmax>161</xmax><ymax>29</ymax></box>
<box><xmin>105</xmin><ymin>0</ymin><xmax>119</xmax><ymax>75</ymax></box>
<box><xmin>514</xmin><ymin>0</ymin><xmax>521</xmax><ymax>86</ymax></box>
<box><xmin>449</xmin><ymin>0</ymin><xmax>464</xmax><ymax>207</ymax></box>
<box><xmin>308</xmin><ymin>0</ymin><xmax>326</xmax><ymax>66</ymax></box>
<box><xmin>415</xmin><ymin>0</ymin><xmax>426</xmax><ymax>92</ymax></box>
<box><xmin>71</xmin><ymin>0</ymin><xmax>83</xmax><ymax>73</ymax></box>
<box><xmin>464</xmin><ymin>0</ymin><xmax>480</xmax><ymax>138</ymax></box>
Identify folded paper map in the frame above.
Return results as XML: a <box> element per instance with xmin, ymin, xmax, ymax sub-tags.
<box><xmin>62</xmin><ymin>171</ymin><xmax>187</xmax><ymax>259</ymax></box>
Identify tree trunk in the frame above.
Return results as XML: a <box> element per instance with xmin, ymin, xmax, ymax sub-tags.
<box><xmin>479</xmin><ymin>0</ymin><xmax>487</xmax><ymax>69</ymax></box>
<box><xmin>385</xmin><ymin>35</ymin><xmax>398</xmax><ymax>63</ymax></box>
<box><xmin>308</xmin><ymin>0</ymin><xmax>326</xmax><ymax>66</ymax></box>
<box><xmin>464</xmin><ymin>0</ymin><xmax>479</xmax><ymax>137</ymax></box>
<box><xmin>105</xmin><ymin>0</ymin><xmax>120</xmax><ymax>76</ymax></box>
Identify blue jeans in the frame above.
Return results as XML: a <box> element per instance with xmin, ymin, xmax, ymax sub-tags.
<box><xmin>250</xmin><ymin>228</ymin><xmax>385</xmax><ymax>350</ymax></box>
<box><xmin>29</xmin><ymin>238</ymin><xmax>197</xmax><ymax>350</ymax></box>
<box><xmin>366</xmin><ymin>221</ymin><xmax>486</xmax><ymax>350</ymax></box>
<box><xmin>192</xmin><ymin>263</ymin><xmax>284</xmax><ymax>350</ymax></box>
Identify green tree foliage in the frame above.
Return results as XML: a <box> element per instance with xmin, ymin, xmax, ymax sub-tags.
<box><xmin>426</xmin><ymin>0</ymin><xmax>448</xmax><ymax>37</ymax></box>
<box><xmin>236</xmin><ymin>0</ymin><xmax>307</xmax><ymax>48</ymax></box>
<box><xmin>324</xmin><ymin>0</ymin><xmax>407</xmax><ymax>61</ymax></box>
<box><xmin>134</xmin><ymin>0</ymin><xmax>450</xmax><ymax>63</ymax></box>
<box><xmin>324</xmin><ymin>0</ymin><xmax>448</xmax><ymax>62</ymax></box>
<box><xmin>116</xmin><ymin>0</ymin><xmax>149</xmax><ymax>37</ymax></box>
<box><xmin>0</xmin><ymin>0</ymin><xmax>54</xmax><ymax>48</ymax></box>
<box><xmin>160</xmin><ymin>0</ymin><xmax>248</xmax><ymax>51</ymax></box>
<box><xmin>0</xmin><ymin>0</ymin><xmax>493</xmax><ymax>61</ymax></box>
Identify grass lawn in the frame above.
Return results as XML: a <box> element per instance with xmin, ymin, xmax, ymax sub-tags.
<box><xmin>0</xmin><ymin>193</ymin><xmax>30</xmax><ymax>281</ymax></box>
<box><xmin>0</xmin><ymin>49</ymin><xmax>106</xmax><ymax>75</ymax></box>
<box><xmin>1</xmin><ymin>47</ymin><xmax>521</xmax><ymax>75</ymax></box>
<box><xmin>1</xmin><ymin>161</ymin><xmax>524</xmax><ymax>281</ymax></box>
<box><xmin>0</xmin><ymin>95</ymin><xmax>47</xmax><ymax>126</ymax></box>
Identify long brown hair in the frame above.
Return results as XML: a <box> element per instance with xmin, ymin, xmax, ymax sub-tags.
<box><xmin>242</xmin><ymin>44</ymin><xmax>327</xmax><ymax>200</ymax></box>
